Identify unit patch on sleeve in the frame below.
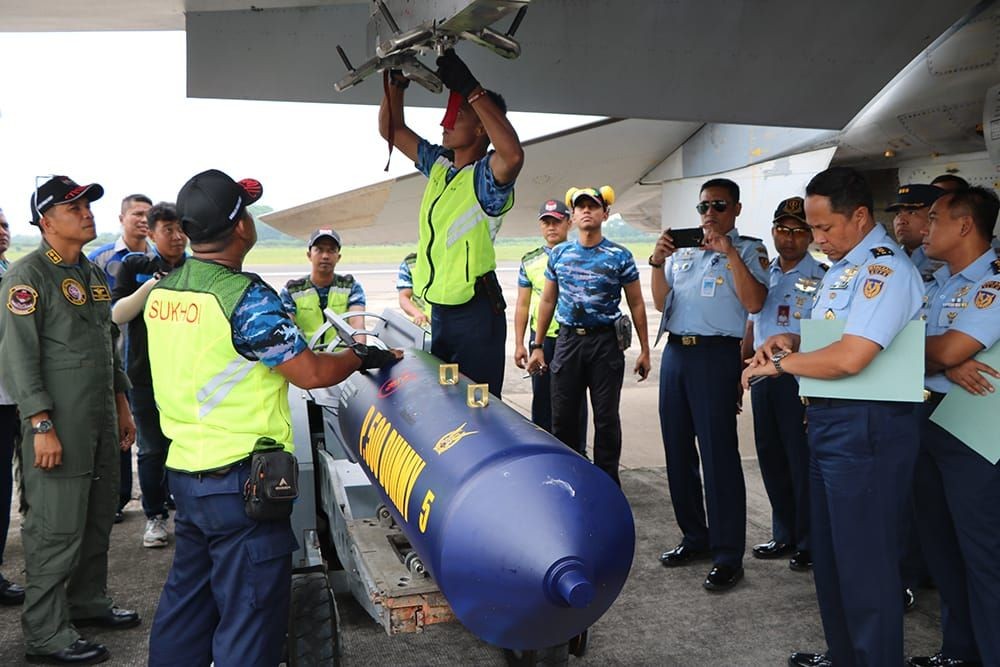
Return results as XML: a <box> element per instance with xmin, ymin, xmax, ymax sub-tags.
<box><xmin>862</xmin><ymin>278</ymin><xmax>884</xmax><ymax>299</ymax></box>
<box><xmin>974</xmin><ymin>289</ymin><xmax>997</xmax><ymax>309</ymax></box>
<box><xmin>867</xmin><ymin>264</ymin><xmax>893</xmax><ymax>277</ymax></box>
<box><xmin>7</xmin><ymin>285</ymin><xmax>38</xmax><ymax>315</ymax></box>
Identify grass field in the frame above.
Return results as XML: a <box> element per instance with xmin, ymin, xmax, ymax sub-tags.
<box><xmin>245</xmin><ymin>240</ymin><xmax>656</xmax><ymax>265</ymax></box>
<box><xmin>6</xmin><ymin>240</ymin><xmax>656</xmax><ymax>265</ymax></box>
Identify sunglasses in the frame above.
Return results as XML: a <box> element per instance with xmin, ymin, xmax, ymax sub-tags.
<box><xmin>696</xmin><ymin>200</ymin><xmax>729</xmax><ymax>214</ymax></box>
<box><xmin>774</xmin><ymin>225</ymin><xmax>811</xmax><ymax>236</ymax></box>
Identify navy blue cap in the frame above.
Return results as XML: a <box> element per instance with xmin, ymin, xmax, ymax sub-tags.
<box><xmin>885</xmin><ymin>184</ymin><xmax>945</xmax><ymax>212</ymax></box>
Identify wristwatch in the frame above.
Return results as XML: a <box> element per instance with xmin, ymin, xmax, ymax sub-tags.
<box><xmin>771</xmin><ymin>351</ymin><xmax>790</xmax><ymax>375</ymax></box>
<box><xmin>648</xmin><ymin>254</ymin><xmax>665</xmax><ymax>268</ymax></box>
<box><xmin>32</xmin><ymin>418</ymin><xmax>54</xmax><ymax>434</ymax></box>
<box><xmin>349</xmin><ymin>343</ymin><xmax>368</xmax><ymax>362</ymax></box>
<box><xmin>529</xmin><ymin>341</ymin><xmax>544</xmax><ymax>352</ymax></box>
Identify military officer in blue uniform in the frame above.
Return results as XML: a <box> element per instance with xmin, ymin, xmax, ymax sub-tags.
<box><xmin>650</xmin><ymin>178</ymin><xmax>769</xmax><ymax>592</ymax></box>
<box><xmin>744</xmin><ymin>167</ymin><xmax>924</xmax><ymax>667</ymax></box>
<box><xmin>907</xmin><ymin>186</ymin><xmax>1000</xmax><ymax>667</ymax></box>
<box><xmin>742</xmin><ymin>197</ymin><xmax>827</xmax><ymax>572</ymax></box>
<box><xmin>887</xmin><ymin>183</ymin><xmax>946</xmax><ymax>282</ymax></box>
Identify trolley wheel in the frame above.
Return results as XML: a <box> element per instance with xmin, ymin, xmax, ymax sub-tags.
<box><xmin>288</xmin><ymin>571</ymin><xmax>341</xmax><ymax>666</ymax></box>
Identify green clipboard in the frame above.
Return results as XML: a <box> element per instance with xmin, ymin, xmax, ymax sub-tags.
<box><xmin>929</xmin><ymin>343</ymin><xmax>1000</xmax><ymax>464</ymax></box>
<box><xmin>798</xmin><ymin>320</ymin><xmax>926</xmax><ymax>402</ymax></box>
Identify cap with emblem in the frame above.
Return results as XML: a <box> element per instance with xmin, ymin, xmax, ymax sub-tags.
<box><xmin>308</xmin><ymin>228</ymin><xmax>342</xmax><ymax>249</ymax></box>
<box><xmin>30</xmin><ymin>176</ymin><xmax>105</xmax><ymax>225</ymax></box>
<box><xmin>537</xmin><ymin>199</ymin><xmax>571</xmax><ymax>221</ymax></box>
<box><xmin>885</xmin><ymin>184</ymin><xmax>945</xmax><ymax>212</ymax></box>
<box><xmin>772</xmin><ymin>196</ymin><xmax>807</xmax><ymax>225</ymax></box>
<box><xmin>176</xmin><ymin>169</ymin><xmax>263</xmax><ymax>243</ymax></box>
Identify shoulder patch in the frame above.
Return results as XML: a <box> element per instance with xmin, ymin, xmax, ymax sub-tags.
<box><xmin>867</xmin><ymin>264</ymin><xmax>893</xmax><ymax>277</ymax></box>
<box><xmin>7</xmin><ymin>284</ymin><xmax>38</xmax><ymax>315</ymax></box>
<box><xmin>819</xmin><ymin>263</ymin><xmax>830</xmax><ymax>271</ymax></box>
<box><xmin>981</xmin><ymin>280</ymin><xmax>1000</xmax><ymax>291</ymax></box>
<box><xmin>992</xmin><ymin>258</ymin><xmax>1000</xmax><ymax>275</ymax></box>
<box><xmin>974</xmin><ymin>290</ymin><xmax>997</xmax><ymax>309</ymax></box>
<box><xmin>870</xmin><ymin>246</ymin><xmax>895</xmax><ymax>258</ymax></box>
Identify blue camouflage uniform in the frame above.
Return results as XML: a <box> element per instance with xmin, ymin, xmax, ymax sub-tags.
<box><xmin>915</xmin><ymin>250</ymin><xmax>1000</xmax><ymax>665</ymax></box>
<box><xmin>545</xmin><ymin>238</ymin><xmax>639</xmax><ymax>485</ymax></box>
<box><xmin>148</xmin><ymin>277</ymin><xmax>305</xmax><ymax>666</ymax></box>
<box><xmin>803</xmin><ymin>224</ymin><xmax>923</xmax><ymax>666</ymax></box>
<box><xmin>518</xmin><ymin>246</ymin><xmax>588</xmax><ymax>443</ymax></box>
<box><xmin>657</xmin><ymin>229</ymin><xmax>769</xmax><ymax>569</ymax></box>
<box><xmin>749</xmin><ymin>254</ymin><xmax>827</xmax><ymax>555</ymax></box>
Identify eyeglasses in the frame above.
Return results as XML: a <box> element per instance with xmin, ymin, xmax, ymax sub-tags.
<box><xmin>696</xmin><ymin>200</ymin><xmax>729</xmax><ymax>214</ymax></box>
<box><xmin>774</xmin><ymin>225</ymin><xmax>811</xmax><ymax>236</ymax></box>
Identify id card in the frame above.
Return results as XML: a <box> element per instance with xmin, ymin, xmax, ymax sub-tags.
<box><xmin>701</xmin><ymin>276</ymin><xmax>716</xmax><ymax>298</ymax></box>
<box><xmin>777</xmin><ymin>304</ymin><xmax>790</xmax><ymax>326</ymax></box>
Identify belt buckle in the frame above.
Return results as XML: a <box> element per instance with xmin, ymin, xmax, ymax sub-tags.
<box><xmin>574</xmin><ymin>327</ymin><xmax>587</xmax><ymax>336</ymax></box>
<box><xmin>681</xmin><ymin>335</ymin><xmax>697</xmax><ymax>346</ymax></box>
<box><xmin>923</xmin><ymin>389</ymin><xmax>931</xmax><ymax>402</ymax></box>
<box><xmin>800</xmin><ymin>397</ymin><xmax>810</xmax><ymax>406</ymax></box>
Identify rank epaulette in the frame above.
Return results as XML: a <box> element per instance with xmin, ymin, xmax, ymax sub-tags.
<box><xmin>870</xmin><ymin>246</ymin><xmax>895</xmax><ymax>258</ymax></box>
<box><xmin>992</xmin><ymin>258</ymin><xmax>1000</xmax><ymax>275</ymax></box>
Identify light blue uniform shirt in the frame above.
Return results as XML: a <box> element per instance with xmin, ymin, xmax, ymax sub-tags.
<box><xmin>810</xmin><ymin>224</ymin><xmax>923</xmax><ymax>349</ymax></box>
<box><xmin>908</xmin><ymin>245</ymin><xmax>946</xmax><ymax>284</ymax></box>
<box><xmin>658</xmin><ymin>228</ymin><xmax>770</xmax><ymax>338</ymax></box>
<box><xmin>922</xmin><ymin>250</ymin><xmax>999</xmax><ymax>392</ymax></box>
<box><xmin>751</xmin><ymin>253</ymin><xmax>828</xmax><ymax>348</ymax></box>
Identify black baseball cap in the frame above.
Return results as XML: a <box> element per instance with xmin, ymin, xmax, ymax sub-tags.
<box><xmin>177</xmin><ymin>169</ymin><xmax>263</xmax><ymax>243</ymax></box>
<box><xmin>308</xmin><ymin>228</ymin><xmax>342</xmax><ymax>249</ymax></box>
<box><xmin>30</xmin><ymin>176</ymin><xmax>104</xmax><ymax>225</ymax></box>
<box><xmin>885</xmin><ymin>184</ymin><xmax>944</xmax><ymax>212</ymax></box>
<box><xmin>538</xmin><ymin>199</ymin><xmax>571</xmax><ymax>221</ymax></box>
<box><xmin>772</xmin><ymin>196</ymin><xmax>807</xmax><ymax>225</ymax></box>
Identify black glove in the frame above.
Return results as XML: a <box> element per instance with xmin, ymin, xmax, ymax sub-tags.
<box><xmin>436</xmin><ymin>49</ymin><xmax>479</xmax><ymax>98</ymax></box>
<box><xmin>351</xmin><ymin>344</ymin><xmax>401</xmax><ymax>371</ymax></box>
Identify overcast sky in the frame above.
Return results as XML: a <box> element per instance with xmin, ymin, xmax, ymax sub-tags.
<box><xmin>0</xmin><ymin>31</ymin><xmax>592</xmax><ymax>237</ymax></box>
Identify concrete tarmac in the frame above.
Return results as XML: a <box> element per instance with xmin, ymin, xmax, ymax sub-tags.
<box><xmin>0</xmin><ymin>261</ymin><xmax>944</xmax><ymax>664</ymax></box>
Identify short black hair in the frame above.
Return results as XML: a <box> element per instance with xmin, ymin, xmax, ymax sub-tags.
<box><xmin>700</xmin><ymin>178</ymin><xmax>740</xmax><ymax>203</ymax></box>
<box><xmin>930</xmin><ymin>174</ymin><xmax>969</xmax><ymax>189</ymax></box>
<box><xmin>943</xmin><ymin>186</ymin><xmax>999</xmax><ymax>241</ymax></box>
<box><xmin>146</xmin><ymin>202</ymin><xmax>179</xmax><ymax>231</ymax></box>
<box><xmin>805</xmin><ymin>167</ymin><xmax>873</xmax><ymax>218</ymax></box>
<box><xmin>121</xmin><ymin>194</ymin><xmax>152</xmax><ymax>214</ymax></box>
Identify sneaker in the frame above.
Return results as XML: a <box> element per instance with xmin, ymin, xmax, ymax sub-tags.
<box><xmin>142</xmin><ymin>518</ymin><xmax>169</xmax><ymax>548</ymax></box>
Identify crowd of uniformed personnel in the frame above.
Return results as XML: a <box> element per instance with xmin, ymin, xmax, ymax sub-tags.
<box><xmin>0</xmin><ymin>45</ymin><xmax>997</xmax><ymax>667</ymax></box>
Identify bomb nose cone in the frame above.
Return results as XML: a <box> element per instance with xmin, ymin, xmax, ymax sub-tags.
<box><xmin>546</xmin><ymin>559</ymin><xmax>595</xmax><ymax>609</ymax></box>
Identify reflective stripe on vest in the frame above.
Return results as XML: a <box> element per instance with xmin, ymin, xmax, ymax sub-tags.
<box><xmin>412</xmin><ymin>157</ymin><xmax>512</xmax><ymax>305</ymax></box>
<box><xmin>144</xmin><ymin>261</ymin><xmax>292</xmax><ymax>472</ymax></box>
<box><xmin>522</xmin><ymin>248</ymin><xmax>559</xmax><ymax>338</ymax></box>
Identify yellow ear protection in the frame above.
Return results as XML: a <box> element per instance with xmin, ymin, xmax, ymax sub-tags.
<box><xmin>565</xmin><ymin>186</ymin><xmax>616</xmax><ymax>208</ymax></box>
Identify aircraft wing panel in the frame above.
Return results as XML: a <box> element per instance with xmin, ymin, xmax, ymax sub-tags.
<box><xmin>263</xmin><ymin>118</ymin><xmax>700</xmax><ymax>243</ymax></box>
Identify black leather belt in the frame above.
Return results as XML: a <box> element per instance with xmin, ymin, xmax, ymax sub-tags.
<box><xmin>666</xmin><ymin>333</ymin><xmax>741</xmax><ymax>347</ymax></box>
<box><xmin>926</xmin><ymin>391</ymin><xmax>946</xmax><ymax>407</ymax></box>
<box><xmin>563</xmin><ymin>325</ymin><xmax>615</xmax><ymax>336</ymax></box>
<box><xmin>800</xmin><ymin>397</ymin><xmax>864</xmax><ymax>409</ymax></box>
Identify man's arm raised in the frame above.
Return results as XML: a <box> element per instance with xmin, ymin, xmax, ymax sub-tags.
<box><xmin>378</xmin><ymin>70</ymin><xmax>421</xmax><ymax>163</ymax></box>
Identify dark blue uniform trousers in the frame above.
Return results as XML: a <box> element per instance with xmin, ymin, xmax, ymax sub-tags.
<box><xmin>531</xmin><ymin>330</ymin><xmax>588</xmax><ymax>450</ymax></box>
<box><xmin>149</xmin><ymin>465</ymin><xmax>298</xmax><ymax>667</ymax></box>
<box><xmin>658</xmin><ymin>341</ymin><xmax>746</xmax><ymax>568</ymax></box>
<box><xmin>914</xmin><ymin>399</ymin><xmax>1000</xmax><ymax>664</ymax></box>
<box><xmin>550</xmin><ymin>329</ymin><xmax>625</xmax><ymax>486</ymax></box>
<box><xmin>750</xmin><ymin>373</ymin><xmax>810</xmax><ymax>551</ymax></box>
<box><xmin>431</xmin><ymin>289</ymin><xmax>506</xmax><ymax>398</ymax></box>
<box><xmin>131</xmin><ymin>385</ymin><xmax>172</xmax><ymax>519</ymax></box>
<box><xmin>806</xmin><ymin>400</ymin><xmax>918</xmax><ymax>667</ymax></box>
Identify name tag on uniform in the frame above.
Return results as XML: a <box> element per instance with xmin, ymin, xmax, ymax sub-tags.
<box><xmin>701</xmin><ymin>276</ymin><xmax>716</xmax><ymax>298</ymax></box>
<box><xmin>777</xmin><ymin>304</ymin><xmax>790</xmax><ymax>326</ymax></box>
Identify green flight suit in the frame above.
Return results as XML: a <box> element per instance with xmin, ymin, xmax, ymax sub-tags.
<box><xmin>0</xmin><ymin>239</ymin><xmax>130</xmax><ymax>654</ymax></box>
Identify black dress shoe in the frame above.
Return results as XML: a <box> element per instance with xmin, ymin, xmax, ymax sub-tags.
<box><xmin>789</xmin><ymin>652</ymin><xmax>832</xmax><ymax>667</ymax></box>
<box><xmin>752</xmin><ymin>539</ymin><xmax>794</xmax><ymax>559</ymax></box>
<box><xmin>908</xmin><ymin>653</ymin><xmax>982</xmax><ymax>666</ymax></box>
<box><xmin>789</xmin><ymin>550</ymin><xmax>813</xmax><ymax>572</ymax></box>
<box><xmin>25</xmin><ymin>639</ymin><xmax>109</xmax><ymax>664</ymax></box>
<box><xmin>703</xmin><ymin>564</ymin><xmax>744</xmax><ymax>592</ymax></box>
<box><xmin>113</xmin><ymin>510</ymin><xmax>124</xmax><ymax>524</ymax></box>
<box><xmin>658</xmin><ymin>544</ymin><xmax>710</xmax><ymax>567</ymax></box>
<box><xmin>0</xmin><ymin>576</ymin><xmax>25</xmax><ymax>606</ymax></box>
<box><xmin>73</xmin><ymin>607</ymin><xmax>141</xmax><ymax>630</ymax></box>
<box><xmin>904</xmin><ymin>587</ymin><xmax>916</xmax><ymax>612</ymax></box>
